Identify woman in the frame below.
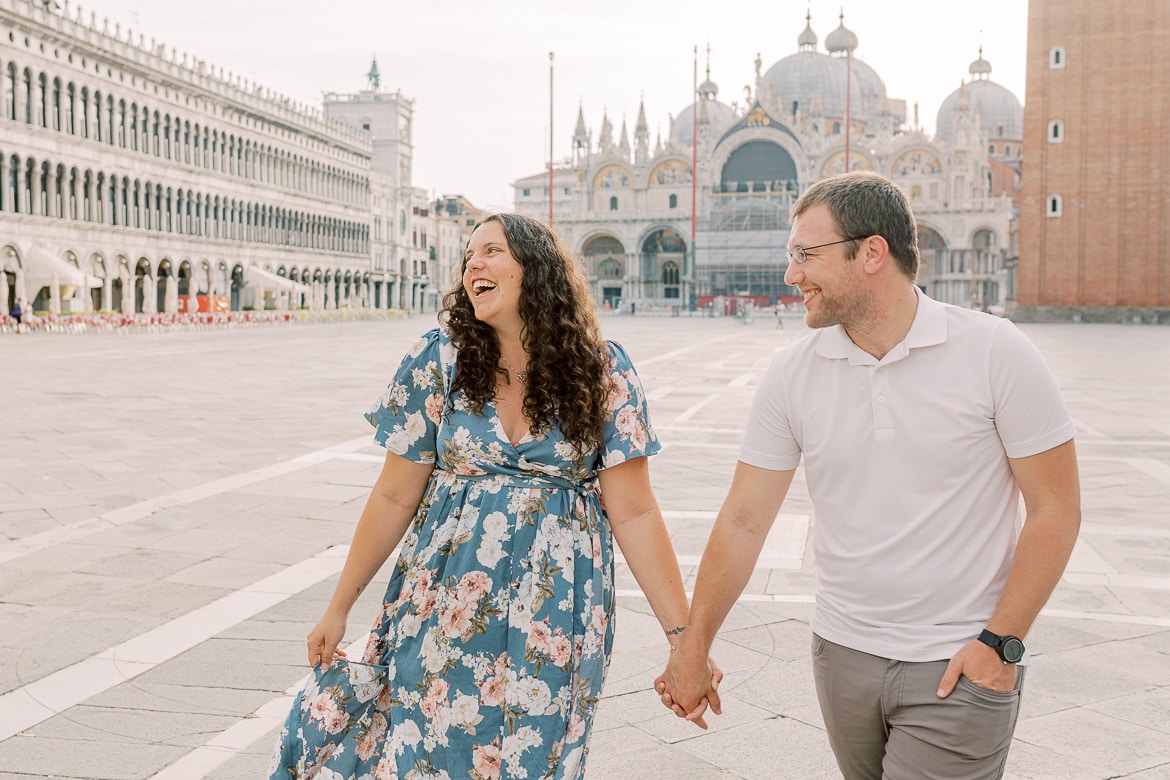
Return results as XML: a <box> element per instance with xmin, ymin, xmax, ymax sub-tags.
<box><xmin>270</xmin><ymin>213</ymin><xmax>708</xmax><ymax>780</ymax></box>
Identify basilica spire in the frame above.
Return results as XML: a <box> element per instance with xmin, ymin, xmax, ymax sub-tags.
<box><xmin>598</xmin><ymin>108</ymin><xmax>614</xmax><ymax>153</ymax></box>
<box><xmin>574</xmin><ymin>101</ymin><xmax>588</xmax><ymax>139</ymax></box>
<box><xmin>572</xmin><ymin>100</ymin><xmax>591</xmax><ymax>169</ymax></box>
<box><xmin>618</xmin><ymin>115</ymin><xmax>631</xmax><ymax>161</ymax></box>
<box><xmin>635</xmin><ymin>96</ymin><xmax>650</xmax><ymax>164</ymax></box>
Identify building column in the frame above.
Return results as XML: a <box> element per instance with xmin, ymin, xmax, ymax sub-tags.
<box><xmin>47</xmin><ymin>170</ymin><xmax>59</xmax><ymax>218</ymax></box>
<box><xmin>29</xmin><ymin>165</ymin><xmax>42</xmax><ymax>216</ymax></box>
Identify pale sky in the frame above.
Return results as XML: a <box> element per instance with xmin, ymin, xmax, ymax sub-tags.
<box><xmin>76</xmin><ymin>0</ymin><xmax>1028</xmax><ymax>211</ymax></box>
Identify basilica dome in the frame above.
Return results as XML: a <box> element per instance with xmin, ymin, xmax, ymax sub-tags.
<box><xmin>670</xmin><ymin>78</ymin><xmax>737</xmax><ymax>146</ymax></box>
<box><xmin>761</xmin><ymin>13</ymin><xmax>888</xmax><ymax>125</ymax></box>
<box><xmin>935</xmin><ymin>51</ymin><xmax>1022</xmax><ymax>141</ymax></box>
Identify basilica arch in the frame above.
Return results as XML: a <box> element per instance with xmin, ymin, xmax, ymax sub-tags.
<box><xmin>720</xmin><ymin>140</ymin><xmax>797</xmax><ymax>193</ymax></box>
<box><xmin>969</xmin><ymin>228</ymin><xmax>1003</xmax><ymax>310</ymax></box>
<box><xmin>581</xmin><ymin>234</ymin><xmax>627</xmax><ymax>309</ymax></box>
<box><xmin>709</xmin><ymin>132</ymin><xmax>804</xmax><ymax>231</ymax></box>
<box><xmin>639</xmin><ymin>227</ymin><xmax>687</xmax><ymax>303</ymax></box>
<box><xmin>915</xmin><ymin>224</ymin><xmax>947</xmax><ymax>299</ymax></box>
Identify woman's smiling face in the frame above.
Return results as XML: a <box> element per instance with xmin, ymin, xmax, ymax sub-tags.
<box><xmin>463</xmin><ymin>220</ymin><xmax>524</xmax><ymax>329</ymax></box>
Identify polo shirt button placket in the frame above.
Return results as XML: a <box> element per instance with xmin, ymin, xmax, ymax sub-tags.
<box><xmin>873</xmin><ymin>369</ymin><xmax>894</xmax><ymax>435</ymax></box>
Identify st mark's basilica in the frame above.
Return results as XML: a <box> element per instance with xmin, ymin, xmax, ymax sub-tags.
<box><xmin>513</xmin><ymin>12</ymin><xmax>1023</xmax><ymax>314</ymax></box>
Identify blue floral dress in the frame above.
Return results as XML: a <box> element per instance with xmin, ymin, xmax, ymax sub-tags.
<box><xmin>270</xmin><ymin>328</ymin><xmax>660</xmax><ymax>780</ymax></box>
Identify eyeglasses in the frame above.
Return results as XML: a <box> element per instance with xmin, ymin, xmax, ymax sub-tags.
<box><xmin>785</xmin><ymin>236</ymin><xmax>869</xmax><ymax>265</ymax></box>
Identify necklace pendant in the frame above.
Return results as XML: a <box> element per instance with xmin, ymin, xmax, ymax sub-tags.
<box><xmin>501</xmin><ymin>356</ymin><xmax>527</xmax><ymax>384</ymax></box>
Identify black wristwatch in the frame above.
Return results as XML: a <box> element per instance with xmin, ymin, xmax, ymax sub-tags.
<box><xmin>977</xmin><ymin>629</ymin><xmax>1025</xmax><ymax>664</ymax></box>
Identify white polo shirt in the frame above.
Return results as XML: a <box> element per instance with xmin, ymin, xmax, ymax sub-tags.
<box><xmin>740</xmin><ymin>290</ymin><xmax>1076</xmax><ymax>662</ymax></box>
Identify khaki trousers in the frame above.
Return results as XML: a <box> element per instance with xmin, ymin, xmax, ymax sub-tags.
<box><xmin>811</xmin><ymin>633</ymin><xmax>1025</xmax><ymax>780</ymax></box>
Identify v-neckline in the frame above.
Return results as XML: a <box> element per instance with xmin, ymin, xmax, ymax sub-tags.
<box><xmin>487</xmin><ymin>396</ymin><xmax>531</xmax><ymax>449</ymax></box>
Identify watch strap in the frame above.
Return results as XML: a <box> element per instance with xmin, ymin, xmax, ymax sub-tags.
<box><xmin>977</xmin><ymin>628</ymin><xmax>1002</xmax><ymax>649</ymax></box>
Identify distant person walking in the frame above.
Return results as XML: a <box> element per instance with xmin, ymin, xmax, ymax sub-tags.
<box><xmin>774</xmin><ymin>301</ymin><xmax>785</xmax><ymax>329</ymax></box>
<box><xmin>13</xmin><ymin>298</ymin><xmax>30</xmax><ymax>334</ymax></box>
<box><xmin>656</xmin><ymin>172</ymin><xmax>1081</xmax><ymax>778</ymax></box>
<box><xmin>270</xmin><ymin>213</ymin><xmax>702</xmax><ymax>780</ymax></box>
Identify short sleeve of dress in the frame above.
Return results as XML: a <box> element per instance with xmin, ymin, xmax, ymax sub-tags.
<box><xmin>596</xmin><ymin>341</ymin><xmax>662</xmax><ymax>469</ymax></box>
<box><xmin>363</xmin><ymin>328</ymin><xmax>448</xmax><ymax>464</ymax></box>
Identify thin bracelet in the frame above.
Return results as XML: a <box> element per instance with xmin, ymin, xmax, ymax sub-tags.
<box><xmin>665</xmin><ymin>625</ymin><xmax>686</xmax><ymax>636</ymax></box>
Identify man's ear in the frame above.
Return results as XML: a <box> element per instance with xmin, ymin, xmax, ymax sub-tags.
<box><xmin>860</xmin><ymin>235</ymin><xmax>891</xmax><ymax>275</ymax></box>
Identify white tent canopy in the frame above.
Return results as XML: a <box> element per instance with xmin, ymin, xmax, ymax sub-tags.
<box><xmin>247</xmin><ymin>266</ymin><xmax>310</xmax><ymax>293</ymax></box>
<box><xmin>24</xmin><ymin>247</ymin><xmax>99</xmax><ymax>289</ymax></box>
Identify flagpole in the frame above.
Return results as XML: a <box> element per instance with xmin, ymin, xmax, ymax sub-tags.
<box><xmin>691</xmin><ymin>45</ymin><xmax>698</xmax><ymax>306</ymax></box>
<box><xmin>549</xmin><ymin>51</ymin><xmax>555</xmax><ymax>227</ymax></box>
<box><xmin>844</xmin><ymin>37</ymin><xmax>852</xmax><ymax>173</ymax></box>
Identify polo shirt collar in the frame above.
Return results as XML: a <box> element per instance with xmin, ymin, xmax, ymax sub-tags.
<box><xmin>816</xmin><ymin>287</ymin><xmax>948</xmax><ymax>365</ymax></box>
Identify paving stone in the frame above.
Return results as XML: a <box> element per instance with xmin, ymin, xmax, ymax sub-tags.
<box><xmin>1014</xmin><ymin>705</ymin><xmax>1170</xmax><ymax>776</ymax></box>
<box><xmin>86</xmin><ymin>682</ymin><xmax>279</xmax><ymax>718</ymax></box>
<box><xmin>585</xmin><ymin>726</ymin><xmax>733</xmax><ymax>779</ymax></box>
<box><xmin>0</xmin><ymin>735</ymin><xmax>184</xmax><ymax>779</ymax></box>
<box><xmin>27</xmin><ymin>705</ymin><xmax>241</xmax><ymax>747</ymax></box>
<box><xmin>679</xmin><ymin>714</ymin><xmax>839</xmax><ymax>779</ymax></box>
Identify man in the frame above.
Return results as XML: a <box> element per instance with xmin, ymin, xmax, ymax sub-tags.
<box><xmin>657</xmin><ymin>172</ymin><xmax>1080</xmax><ymax>778</ymax></box>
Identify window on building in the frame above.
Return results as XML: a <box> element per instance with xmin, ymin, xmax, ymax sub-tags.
<box><xmin>662</xmin><ymin>260</ymin><xmax>680</xmax><ymax>298</ymax></box>
<box><xmin>1004</xmin><ymin>144</ymin><xmax>1011</xmax><ymax>155</ymax></box>
<box><xmin>669</xmin><ymin>194</ymin><xmax>678</xmax><ymax>208</ymax></box>
<box><xmin>522</xmin><ymin>188</ymin><xmax>530</xmax><ymax>196</ymax></box>
<box><xmin>832</xmin><ymin>121</ymin><xmax>841</xmax><ymax>134</ymax></box>
<box><xmin>1047</xmin><ymin>194</ymin><xmax>1062</xmax><ymax>217</ymax></box>
<box><xmin>1048</xmin><ymin>120</ymin><xmax>1063</xmax><ymax>143</ymax></box>
<box><xmin>609</xmin><ymin>196</ymin><xmax>618</xmax><ymax>211</ymax></box>
<box><xmin>989</xmin><ymin>144</ymin><xmax>995</xmax><ymax>154</ymax></box>
<box><xmin>563</xmin><ymin>187</ymin><xmax>570</xmax><ymax>195</ymax></box>
<box><xmin>1049</xmin><ymin>47</ymin><xmax>1065</xmax><ymax>69</ymax></box>
<box><xmin>661</xmin><ymin>261</ymin><xmax>680</xmax><ymax>285</ymax></box>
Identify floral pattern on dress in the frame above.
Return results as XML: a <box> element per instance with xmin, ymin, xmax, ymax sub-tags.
<box><xmin>270</xmin><ymin>328</ymin><xmax>659</xmax><ymax>780</ymax></box>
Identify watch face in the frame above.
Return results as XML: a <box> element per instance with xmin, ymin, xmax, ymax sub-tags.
<box><xmin>1002</xmin><ymin>637</ymin><xmax>1025</xmax><ymax>663</ymax></box>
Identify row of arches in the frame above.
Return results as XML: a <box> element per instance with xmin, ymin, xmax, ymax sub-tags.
<box><xmin>0</xmin><ymin>150</ymin><xmax>370</xmax><ymax>254</ymax></box>
<box><xmin>2</xmin><ymin>247</ymin><xmax>397</xmax><ymax>315</ymax></box>
<box><xmin>2</xmin><ymin>57</ymin><xmax>368</xmax><ymax>205</ymax></box>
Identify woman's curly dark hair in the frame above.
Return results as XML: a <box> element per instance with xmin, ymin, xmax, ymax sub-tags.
<box><xmin>440</xmin><ymin>213</ymin><xmax>611</xmax><ymax>454</ymax></box>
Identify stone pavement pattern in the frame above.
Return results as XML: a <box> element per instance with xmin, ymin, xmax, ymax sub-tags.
<box><xmin>0</xmin><ymin>315</ymin><xmax>1168</xmax><ymax>779</ymax></box>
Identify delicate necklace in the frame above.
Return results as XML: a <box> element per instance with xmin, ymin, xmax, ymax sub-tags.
<box><xmin>501</xmin><ymin>355</ymin><xmax>527</xmax><ymax>383</ymax></box>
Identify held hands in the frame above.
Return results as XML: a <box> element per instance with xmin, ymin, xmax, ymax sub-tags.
<box><xmin>653</xmin><ymin>641</ymin><xmax>724</xmax><ymax>730</ymax></box>
<box><xmin>306</xmin><ymin>609</ymin><xmax>348</xmax><ymax>669</ymax></box>
<box><xmin>936</xmin><ymin>638</ymin><xmax>1018</xmax><ymax>698</ymax></box>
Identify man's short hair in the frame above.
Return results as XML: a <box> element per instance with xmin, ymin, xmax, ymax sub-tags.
<box><xmin>791</xmin><ymin>172</ymin><xmax>920</xmax><ymax>280</ymax></box>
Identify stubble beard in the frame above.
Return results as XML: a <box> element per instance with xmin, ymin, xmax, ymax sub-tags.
<box><xmin>804</xmin><ymin>277</ymin><xmax>878</xmax><ymax>332</ymax></box>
